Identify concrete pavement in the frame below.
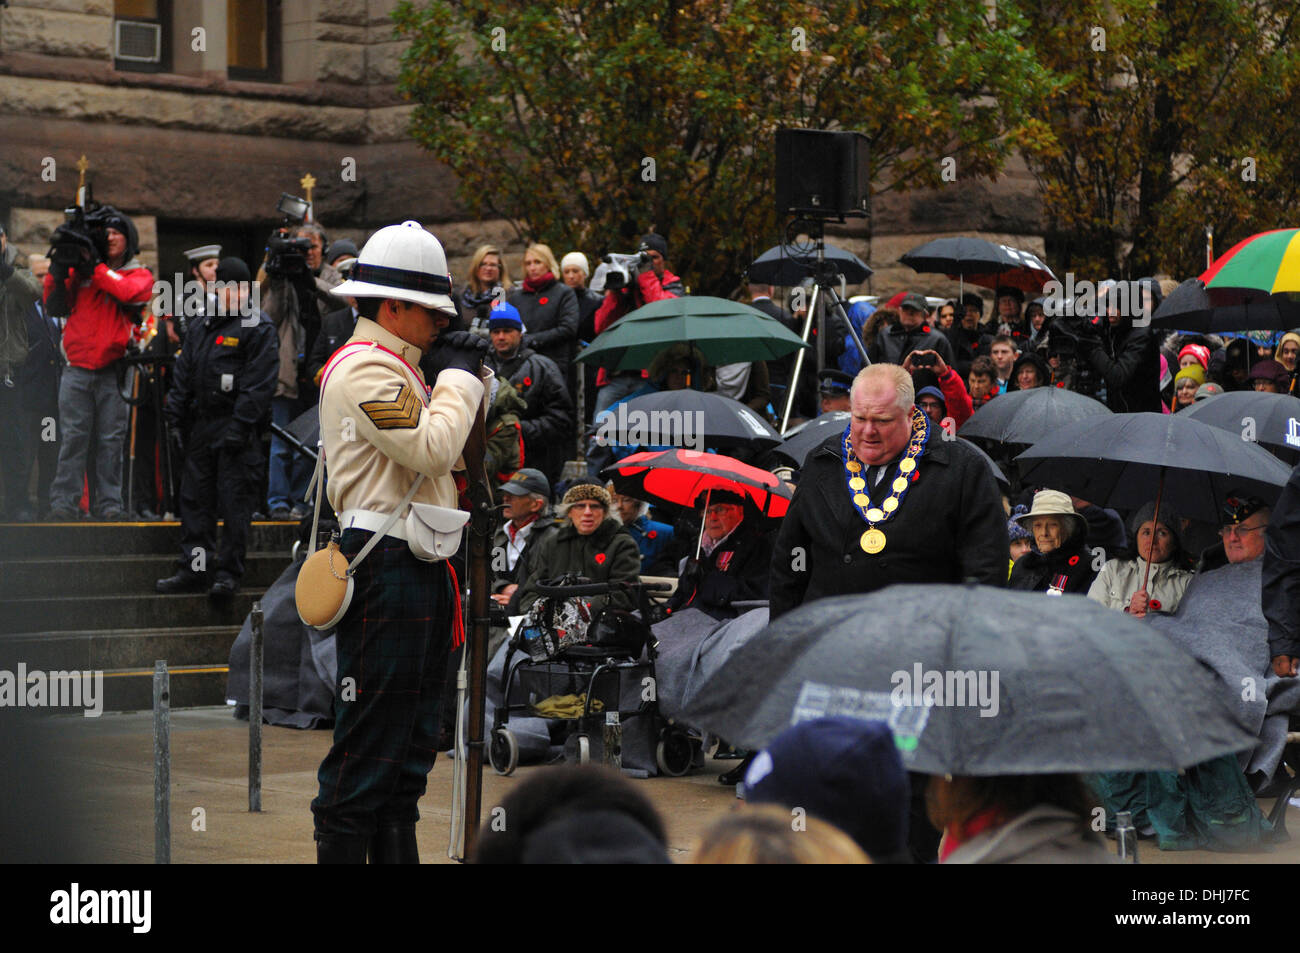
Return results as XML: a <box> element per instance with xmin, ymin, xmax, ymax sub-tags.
<box><xmin>22</xmin><ymin>706</ymin><xmax>1300</xmax><ymax>864</ymax></box>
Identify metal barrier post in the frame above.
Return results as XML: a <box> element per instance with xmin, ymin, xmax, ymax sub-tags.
<box><xmin>153</xmin><ymin>660</ymin><xmax>170</xmax><ymax>864</ymax></box>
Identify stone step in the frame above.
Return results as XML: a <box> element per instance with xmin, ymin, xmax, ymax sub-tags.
<box><xmin>1</xmin><ymin>590</ymin><xmax>262</xmax><ymax>634</ymax></box>
<box><xmin>0</xmin><ymin>520</ymin><xmax>302</xmax><ymax>559</ymax></box>
<box><xmin>0</xmin><ymin>626</ymin><xmax>240</xmax><ymax>672</ymax></box>
<box><xmin>0</xmin><ymin>553</ymin><xmax>290</xmax><ymax>599</ymax></box>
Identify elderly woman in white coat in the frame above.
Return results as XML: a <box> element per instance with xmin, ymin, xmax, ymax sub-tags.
<box><xmin>1087</xmin><ymin>501</ymin><xmax>1193</xmax><ymax>617</ymax></box>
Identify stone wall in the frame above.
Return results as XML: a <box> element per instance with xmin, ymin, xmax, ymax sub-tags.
<box><xmin>0</xmin><ymin>0</ymin><xmax>1044</xmax><ymax>295</ymax></box>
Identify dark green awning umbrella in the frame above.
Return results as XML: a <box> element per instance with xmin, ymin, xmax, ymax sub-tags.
<box><xmin>682</xmin><ymin>586</ymin><xmax>1255</xmax><ymax>775</ymax></box>
<box><xmin>575</xmin><ymin>296</ymin><xmax>807</xmax><ymax>373</ymax></box>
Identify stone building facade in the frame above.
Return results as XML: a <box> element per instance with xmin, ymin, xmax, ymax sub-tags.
<box><xmin>0</xmin><ymin>0</ymin><xmax>1043</xmax><ymax>300</ymax></box>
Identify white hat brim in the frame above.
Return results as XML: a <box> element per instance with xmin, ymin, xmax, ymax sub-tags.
<box><xmin>332</xmin><ymin>277</ymin><xmax>457</xmax><ymax>316</ymax></box>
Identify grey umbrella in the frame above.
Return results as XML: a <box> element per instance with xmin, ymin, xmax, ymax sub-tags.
<box><xmin>1182</xmin><ymin>390</ymin><xmax>1300</xmax><ymax>466</ymax></box>
<box><xmin>682</xmin><ymin>586</ymin><xmax>1256</xmax><ymax>775</ymax></box>
<box><xmin>959</xmin><ymin>386</ymin><xmax>1111</xmax><ymax>449</ymax></box>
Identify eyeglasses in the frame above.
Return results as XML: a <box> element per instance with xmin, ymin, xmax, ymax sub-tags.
<box><xmin>1220</xmin><ymin>522</ymin><xmax>1266</xmax><ymax>539</ymax></box>
<box><xmin>705</xmin><ymin>504</ymin><xmax>740</xmax><ymax>515</ymax></box>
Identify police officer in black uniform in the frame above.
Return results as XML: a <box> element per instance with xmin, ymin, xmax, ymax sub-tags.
<box><xmin>156</xmin><ymin>257</ymin><xmax>278</xmax><ymax>596</ymax></box>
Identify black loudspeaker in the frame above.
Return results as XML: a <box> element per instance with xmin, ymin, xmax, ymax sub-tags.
<box><xmin>774</xmin><ymin>128</ymin><xmax>870</xmax><ymax>218</ymax></box>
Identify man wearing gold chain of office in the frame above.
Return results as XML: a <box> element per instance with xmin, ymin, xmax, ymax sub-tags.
<box><xmin>769</xmin><ymin>363</ymin><xmax>1008</xmax><ymax>621</ymax></box>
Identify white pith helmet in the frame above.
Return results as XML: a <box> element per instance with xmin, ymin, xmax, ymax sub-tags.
<box><xmin>332</xmin><ymin>220</ymin><xmax>457</xmax><ymax>315</ymax></box>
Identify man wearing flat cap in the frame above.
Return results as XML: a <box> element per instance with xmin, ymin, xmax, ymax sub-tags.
<box><xmin>667</xmin><ymin>488</ymin><xmax>772</xmax><ymax>621</ymax></box>
<box><xmin>869</xmin><ymin>293</ymin><xmax>955</xmax><ymax>367</ymax></box>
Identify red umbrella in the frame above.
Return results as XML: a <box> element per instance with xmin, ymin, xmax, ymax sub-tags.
<box><xmin>601</xmin><ymin>449</ymin><xmax>792</xmax><ymax>518</ymax></box>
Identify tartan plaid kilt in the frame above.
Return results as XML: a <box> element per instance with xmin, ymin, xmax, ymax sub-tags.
<box><xmin>312</xmin><ymin>529</ymin><xmax>455</xmax><ymax>837</ymax></box>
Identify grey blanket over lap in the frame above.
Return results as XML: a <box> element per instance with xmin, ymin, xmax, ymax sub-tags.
<box><xmin>1146</xmin><ymin>560</ymin><xmax>1300</xmax><ymax>778</ymax></box>
<box><xmin>652</xmin><ymin>605</ymin><xmax>770</xmax><ymax>721</ymax></box>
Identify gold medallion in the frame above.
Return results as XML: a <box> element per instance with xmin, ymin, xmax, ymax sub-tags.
<box><xmin>866</xmin><ymin>507</ymin><xmax>884</xmax><ymax>522</ymax></box>
<box><xmin>853</xmin><ymin>493</ymin><xmax>870</xmax><ymax>507</ymax></box>
<box><xmin>860</xmin><ymin>528</ymin><xmax>886</xmax><ymax>554</ymax></box>
<box><xmin>883</xmin><ymin>497</ymin><xmax>898</xmax><ymax>513</ymax></box>
<box><xmin>892</xmin><ymin>477</ymin><xmax>909</xmax><ymax>494</ymax></box>
<box><xmin>849</xmin><ymin>476</ymin><xmax>866</xmax><ymax>491</ymax></box>
<box><xmin>899</xmin><ymin>458</ymin><xmax>916</xmax><ymax>474</ymax></box>
<box><xmin>846</xmin><ymin>461</ymin><xmax>862</xmax><ymax>472</ymax></box>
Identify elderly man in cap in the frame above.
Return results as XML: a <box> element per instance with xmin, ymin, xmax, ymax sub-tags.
<box><xmin>309</xmin><ymin>220</ymin><xmax>491</xmax><ymax>863</ymax></box>
<box><xmin>158</xmin><ymin>258</ymin><xmax>277</xmax><ymax>594</ymax></box>
<box><xmin>591</xmin><ymin>232</ymin><xmax>685</xmax><ymax>417</ymax></box>
<box><xmin>1265</xmin><ymin>465</ymin><xmax>1300</xmax><ymax>678</ymax></box>
<box><xmin>44</xmin><ymin>205</ymin><xmax>155</xmax><ymax>520</ymax></box>
<box><xmin>490</xmin><ymin>468</ymin><xmax>557</xmax><ymax>615</ymax></box>
<box><xmin>770</xmin><ymin>363</ymin><xmax>1007</xmax><ymax>621</ymax></box>
<box><xmin>668</xmin><ymin>489</ymin><xmax>772</xmax><ymax>621</ymax></box>
<box><xmin>870</xmin><ymin>293</ymin><xmax>955</xmax><ymax>367</ymax></box>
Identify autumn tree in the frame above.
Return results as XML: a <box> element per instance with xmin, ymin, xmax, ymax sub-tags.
<box><xmin>1019</xmin><ymin>0</ymin><xmax>1300</xmax><ymax>280</ymax></box>
<box><xmin>393</xmin><ymin>0</ymin><xmax>1054</xmax><ymax>295</ymax></box>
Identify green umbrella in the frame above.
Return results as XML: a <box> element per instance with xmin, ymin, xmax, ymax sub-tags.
<box><xmin>575</xmin><ymin>296</ymin><xmax>808</xmax><ymax>373</ymax></box>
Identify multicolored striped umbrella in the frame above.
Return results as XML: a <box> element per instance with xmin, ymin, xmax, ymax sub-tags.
<box><xmin>1201</xmin><ymin>228</ymin><xmax>1300</xmax><ymax>299</ymax></box>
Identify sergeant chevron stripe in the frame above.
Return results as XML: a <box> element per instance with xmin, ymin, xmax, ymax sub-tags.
<box><xmin>360</xmin><ymin>383</ymin><xmax>421</xmax><ymax>429</ymax></box>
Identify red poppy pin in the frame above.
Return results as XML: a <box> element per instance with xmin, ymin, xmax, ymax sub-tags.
<box><xmin>647</xmin><ymin>530</ymin><xmax>657</xmax><ymax>539</ymax></box>
<box><xmin>539</xmin><ymin>296</ymin><xmax>549</xmax><ymax>305</ymax></box>
<box><xmin>595</xmin><ymin>553</ymin><xmax>606</xmax><ymax>564</ymax></box>
<box><xmin>1149</xmin><ymin>599</ymin><xmax>1162</xmax><ymax>610</ymax></box>
<box><xmin>1068</xmin><ymin>555</ymin><xmax>1079</xmax><ymax>566</ymax></box>
<box><xmin>216</xmin><ymin>335</ymin><xmax>224</xmax><ymax>345</ymax></box>
<box><xmin>910</xmin><ymin>471</ymin><xmax>919</xmax><ymax>482</ymax></box>
<box><xmin>523</xmin><ymin>376</ymin><xmax>532</xmax><ymax>387</ymax></box>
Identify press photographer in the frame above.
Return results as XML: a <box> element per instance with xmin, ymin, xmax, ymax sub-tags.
<box><xmin>259</xmin><ymin>195</ymin><xmax>346</xmax><ymax>519</ymax></box>
<box><xmin>43</xmin><ymin>204</ymin><xmax>154</xmax><ymax>520</ymax></box>
<box><xmin>1049</xmin><ymin>278</ymin><xmax>1161</xmax><ymax>412</ymax></box>
<box><xmin>590</xmin><ymin>232</ymin><xmax>684</xmax><ymax>416</ymax></box>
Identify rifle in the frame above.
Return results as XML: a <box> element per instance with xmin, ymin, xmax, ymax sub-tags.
<box><xmin>450</xmin><ymin>378</ymin><xmax>495</xmax><ymax>861</ymax></box>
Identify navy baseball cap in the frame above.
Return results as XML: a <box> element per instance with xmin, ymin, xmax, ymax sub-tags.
<box><xmin>744</xmin><ymin>716</ymin><xmax>910</xmax><ymax>862</ymax></box>
<box><xmin>499</xmin><ymin>468</ymin><xmax>550</xmax><ymax>498</ymax></box>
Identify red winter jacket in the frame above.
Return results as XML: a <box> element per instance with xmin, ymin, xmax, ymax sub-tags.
<box><xmin>937</xmin><ymin>366</ymin><xmax>975</xmax><ymax>430</ymax></box>
<box><xmin>44</xmin><ymin>261</ymin><xmax>155</xmax><ymax>370</ymax></box>
<box><xmin>593</xmin><ymin>268</ymin><xmax>683</xmax><ymax>386</ymax></box>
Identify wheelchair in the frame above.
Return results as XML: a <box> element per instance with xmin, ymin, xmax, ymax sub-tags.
<box><xmin>488</xmin><ymin>578</ymin><xmax>697</xmax><ymax>778</ymax></box>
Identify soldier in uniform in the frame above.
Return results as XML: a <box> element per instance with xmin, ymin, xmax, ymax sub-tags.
<box><xmin>156</xmin><ymin>258</ymin><xmax>277</xmax><ymax>595</ymax></box>
<box><xmin>310</xmin><ymin>221</ymin><xmax>490</xmax><ymax>864</ymax></box>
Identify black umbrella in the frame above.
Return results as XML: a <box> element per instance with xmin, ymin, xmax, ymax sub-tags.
<box><xmin>769</xmin><ymin>411</ymin><xmax>850</xmax><ymax>464</ymax></box>
<box><xmin>682</xmin><ymin>587</ymin><xmax>1255</xmax><ymax>774</ymax></box>
<box><xmin>900</xmin><ymin>237</ymin><xmax>1057</xmax><ymax>296</ymax></box>
<box><xmin>747</xmin><ymin>242</ymin><xmax>872</xmax><ymax>286</ymax></box>
<box><xmin>598</xmin><ymin>390</ymin><xmax>781</xmax><ymax>451</ymax></box>
<box><xmin>958</xmin><ymin>387</ymin><xmax>1111</xmax><ymax>449</ymax></box>
<box><xmin>1015</xmin><ymin>412</ymin><xmax>1293</xmax><ymax>522</ymax></box>
<box><xmin>1182</xmin><ymin>391</ymin><xmax>1300</xmax><ymax>465</ymax></box>
<box><xmin>1151</xmin><ymin>278</ymin><xmax>1300</xmax><ymax>333</ymax></box>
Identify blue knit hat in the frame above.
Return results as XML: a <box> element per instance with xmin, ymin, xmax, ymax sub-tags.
<box><xmin>744</xmin><ymin>716</ymin><xmax>910</xmax><ymax>862</ymax></box>
<box><xmin>487</xmin><ymin>300</ymin><xmax>524</xmax><ymax>332</ymax></box>
<box><xmin>1008</xmin><ymin>504</ymin><xmax>1032</xmax><ymax>543</ymax></box>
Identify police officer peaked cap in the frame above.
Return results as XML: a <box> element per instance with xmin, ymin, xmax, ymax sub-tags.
<box><xmin>333</xmin><ymin>220</ymin><xmax>457</xmax><ymax>316</ymax></box>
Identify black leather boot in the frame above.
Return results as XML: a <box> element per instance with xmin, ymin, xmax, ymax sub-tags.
<box><xmin>368</xmin><ymin>824</ymin><xmax>419</xmax><ymax>864</ymax></box>
<box><xmin>315</xmin><ymin>832</ymin><xmax>369</xmax><ymax>864</ymax></box>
